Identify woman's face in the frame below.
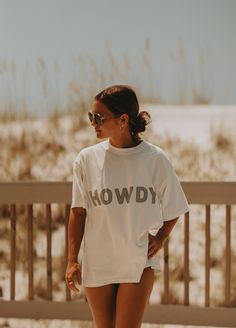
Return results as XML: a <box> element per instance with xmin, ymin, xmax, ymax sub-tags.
<box><xmin>89</xmin><ymin>100</ymin><xmax>124</xmax><ymax>139</ymax></box>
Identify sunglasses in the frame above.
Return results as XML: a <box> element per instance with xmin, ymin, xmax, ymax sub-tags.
<box><xmin>88</xmin><ymin>112</ymin><xmax>105</xmax><ymax>125</ymax></box>
<box><xmin>88</xmin><ymin>111</ymin><xmax>120</xmax><ymax>125</ymax></box>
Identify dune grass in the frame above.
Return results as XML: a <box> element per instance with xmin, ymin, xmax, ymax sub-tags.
<box><xmin>0</xmin><ymin>40</ymin><xmax>214</xmax><ymax>124</ymax></box>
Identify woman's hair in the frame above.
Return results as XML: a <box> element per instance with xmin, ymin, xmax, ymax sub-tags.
<box><xmin>94</xmin><ymin>85</ymin><xmax>151</xmax><ymax>140</ymax></box>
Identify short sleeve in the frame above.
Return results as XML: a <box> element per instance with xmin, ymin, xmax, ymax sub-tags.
<box><xmin>71</xmin><ymin>153</ymin><xmax>88</xmax><ymax>210</ymax></box>
<box><xmin>155</xmin><ymin>150</ymin><xmax>190</xmax><ymax>221</ymax></box>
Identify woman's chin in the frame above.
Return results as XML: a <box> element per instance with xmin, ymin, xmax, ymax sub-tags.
<box><xmin>95</xmin><ymin>131</ymin><xmax>104</xmax><ymax>138</ymax></box>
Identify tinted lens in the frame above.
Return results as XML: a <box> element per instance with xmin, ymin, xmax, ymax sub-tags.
<box><xmin>88</xmin><ymin>112</ymin><xmax>93</xmax><ymax>122</ymax></box>
<box><xmin>88</xmin><ymin>112</ymin><xmax>103</xmax><ymax>125</ymax></box>
<box><xmin>95</xmin><ymin>113</ymin><xmax>102</xmax><ymax>124</ymax></box>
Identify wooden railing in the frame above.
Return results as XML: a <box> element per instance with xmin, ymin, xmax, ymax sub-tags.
<box><xmin>0</xmin><ymin>181</ymin><xmax>236</xmax><ymax>327</ymax></box>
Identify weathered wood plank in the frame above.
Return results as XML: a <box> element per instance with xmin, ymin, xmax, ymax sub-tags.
<box><xmin>1</xmin><ymin>301</ymin><xmax>236</xmax><ymax>327</ymax></box>
<box><xmin>205</xmin><ymin>205</ymin><xmax>211</xmax><ymax>307</ymax></box>
<box><xmin>0</xmin><ymin>182</ymin><xmax>236</xmax><ymax>204</ymax></box>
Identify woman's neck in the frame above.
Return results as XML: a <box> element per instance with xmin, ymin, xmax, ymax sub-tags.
<box><xmin>109</xmin><ymin>136</ymin><xmax>142</xmax><ymax>148</ymax></box>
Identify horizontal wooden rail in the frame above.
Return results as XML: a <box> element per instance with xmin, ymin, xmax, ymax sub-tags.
<box><xmin>1</xmin><ymin>301</ymin><xmax>236</xmax><ymax>327</ymax></box>
<box><xmin>0</xmin><ymin>181</ymin><xmax>236</xmax><ymax>204</ymax></box>
<box><xmin>0</xmin><ymin>182</ymin><xmax>71</xmax><ymax>204</ymax></box>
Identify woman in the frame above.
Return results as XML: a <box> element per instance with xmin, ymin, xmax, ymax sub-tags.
<box><xmin>65</xmin><ymin>85</ymin><xmax>189</xmax><ymax>328</ymax></box>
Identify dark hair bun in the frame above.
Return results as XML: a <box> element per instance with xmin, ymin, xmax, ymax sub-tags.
<box><xmin>131</xmin><ymin>111</ymin><xmax>151</xmax><ymax>135</ymax></box>
<box><xmin>94</xmin><ymin>85</ymin><xmax>151</xmax><ymax>139</ymax></box>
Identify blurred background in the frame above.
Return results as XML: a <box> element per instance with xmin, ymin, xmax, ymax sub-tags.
<box><xmin>1</xmin><ymin>0</ymin><xmax>236</xmax><ymax>116</ymax></box>
<box><xmin>0</xmin><ymin>0</ymin><xmax>235</xmax><ymax>181</ymax></box>
<box><xmin>0</xmin><ymin>1</ymin><xmax>236</xmax><ymax>327</ymax></box>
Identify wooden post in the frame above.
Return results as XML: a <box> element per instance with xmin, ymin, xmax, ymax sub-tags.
<box><xmin>65</xmin><ymin>204</ymin><xmax>71</xmax><ymax>301</ymax></box>
<box><xmin>27</xmin><ymin>204</ymin><xmax>34</xmax><ymax>300</ymax></box>
<box><xmin>163</xmin><ymin>237</ymin><xmax>169</xmax><ymax>304</ymax></box>
<box><xmin>205</xmin><ymin>205</ymin><xmax>211</xmax><ymax>307</ymax></box>
<box><xmin>10</xmin><ymin>204</ymin><xmax>16</xmax><ymax>300</ymax></box>
<box><xmin>46</xmin><ymin>204</ymin><xmax>52</xmax><ymax>300</ymax></box>
<box><xmin>225</xmin><ymin>205</ymin><xmax>231</xmax><ymax>306</ymax></box>
<box><xmin>184</xmin><ymin>211</ymin><xmax>190</xmax><ymax>306</ymax></box>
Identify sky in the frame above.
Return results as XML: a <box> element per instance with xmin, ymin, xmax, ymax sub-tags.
<box><xmin>0</xmin><ymin>0</ymin><xmax>236</xmax><ymax>114</ymax></box>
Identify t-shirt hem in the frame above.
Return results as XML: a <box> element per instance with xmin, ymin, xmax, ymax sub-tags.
<box><xmin>82</xmin><ymin>274</ymin><xmax>150</xmax><ymax>287</ymax></box>
<box><xmin>82</xmin><ymin>268</ymin><xmax>162</xmax><ymax>287</ymax></box>
<box><xmin>71</xmin><ymin>203</ymin><xmax>87</xmax><ymax>210</ymax></box>
<box><xmin>163</xmin><ymin>206</ymin><xmax>190</xmax><ymax>221</ymax></box>
<box><xmin>148</xmin><ymin>265</ymin><xmax>162</xmax><ymax>272</ymax></box>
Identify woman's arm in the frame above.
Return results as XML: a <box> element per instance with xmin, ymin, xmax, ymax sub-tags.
<box><xmin>148</xmin><ymin>217</ymin><xmax>179</xmax><ymax>259</ymax></box>
<box><xmin>67</xmin><ymin>207</ymin><xmax>86</xmax><ymax>263</ymax></box>
<box><xmin>65</xmin><ymin>207</ymin><xmax>86</xmax><ymax>291</ymax></box>
<box><xmin>155</xmin><ymin>217</ymin><xmax>179</xmax><ymax>242</ymax></box>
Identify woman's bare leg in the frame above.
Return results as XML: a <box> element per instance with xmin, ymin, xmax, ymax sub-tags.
<box><xmin>84</xmin><ymin>283</ymin><xmax>119</xmax><ymax>328</ymax></box>
<box><xmin>115</xmin><ymin>267</ymin><xmax>154</xmax><ymax>328</ymax></box>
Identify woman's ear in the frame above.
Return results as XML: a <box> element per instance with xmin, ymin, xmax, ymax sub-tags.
<box><xmin>120</xmin><ymin>114</ymin><xmax>129</xmax><ymax>124</ymax></box>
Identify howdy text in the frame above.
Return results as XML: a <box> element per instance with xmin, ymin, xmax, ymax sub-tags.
<box><xmin>88</xmin><ymin>186</ymin><xmax>157</xmax><ymax>206</ymax></box>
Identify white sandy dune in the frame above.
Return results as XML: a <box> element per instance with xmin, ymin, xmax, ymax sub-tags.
<box><xmin>145</xmin><ymin>105</ymin><xmax>236</xmax><ymax>149</ymax></box>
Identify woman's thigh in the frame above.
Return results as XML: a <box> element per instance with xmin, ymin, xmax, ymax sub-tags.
<box><xmin>115</xmin><ymin>267</ymin><xmax>155</xmax><ymax>328</ymax></box>
<box><xmin>84</xmin><ymin>283</ymin><xmax>119</xmax><ymax>328</ymax></box>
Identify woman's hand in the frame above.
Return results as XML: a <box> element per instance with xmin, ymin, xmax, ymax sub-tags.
<box><xmin>65</xmin><ymin>261</ymin><xmax>82</xmax><ymax>292</ymax></box>
<box><xmin>148</xmin><ymin>233</ymin><xmax>164</xmax><ymax>259</ymax></box>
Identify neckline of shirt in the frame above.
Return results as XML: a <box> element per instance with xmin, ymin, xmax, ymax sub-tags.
<box><xmin>102</xmin><ymin>139</ymin><xmax>146</xmax><ymax>154</ymax></box>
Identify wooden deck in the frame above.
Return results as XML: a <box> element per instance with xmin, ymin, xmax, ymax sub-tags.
<box><xmin>0</xmin><ymin>181</ymin><xmax>236</xmax><ymax>326</ymax></box>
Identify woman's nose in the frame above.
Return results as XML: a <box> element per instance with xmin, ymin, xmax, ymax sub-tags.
<box><xmin>91</xmin><ymin>119</ymin><xmax>97</xmax><ymax>127</ymax></box>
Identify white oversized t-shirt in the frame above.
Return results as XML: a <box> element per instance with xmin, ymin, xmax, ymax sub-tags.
<box><xmin>71</xmin><ymin>139</ymin><xmax>189</xmax><ymax>287</ymax></box>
